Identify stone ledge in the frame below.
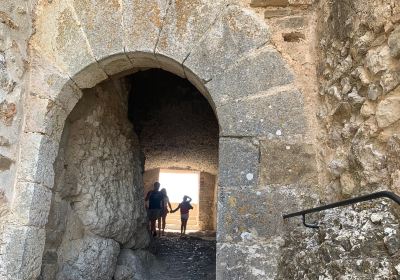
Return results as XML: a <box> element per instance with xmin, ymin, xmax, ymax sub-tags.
<box><xmin>250</xmin><ymin>0</ymin><xmax>314</xmax><ymax>7</ymax></box>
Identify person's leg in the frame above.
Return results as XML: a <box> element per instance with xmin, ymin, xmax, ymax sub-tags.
<box><xmin>180</xmin><ymin>219</ymin><xmax>184</xmax><ymax>236</ymax></box>
<box><xmin>157</xmin><ymin>216</ymin><xmax>162</xmax><ymax>237</ymax></box>
<box><xmin>183</xmin><ymin>219</ymin><xmax>187</xmax><ymax>235</ymax></box>
<box><xmin>162</xmin><ymin>214</ymin><xmax>166</xmax><ymax>235</ymax></box>
<box><xmin>151</xmin><ymin>219</ymin><xmax>156</xmax><ymax>236</ymax></box>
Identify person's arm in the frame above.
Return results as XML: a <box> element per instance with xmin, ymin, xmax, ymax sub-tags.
<box><xmin>145</xmin><ymin>191</ymin><xmax>151</xmax><ymax>201</ymax></box>
<box><xmin>171</xmin><ymin>204</ymin><xmax>181</xmax><ymax>213</ymax></box>
<box><xmin>168</xmin><ymin>201</ymin><xmax>173</xmax><ymax>211</ymax></box>
<box><xmin>187</xmin><ymin>196</ymin><xmax>192</xmax><ymax>203</ymax></box>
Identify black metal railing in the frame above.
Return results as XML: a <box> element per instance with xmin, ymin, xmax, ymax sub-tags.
<box><xmin>283</xmin><ymin>191</ymin><xmax>400</xmax><ymax>228</ymax></box>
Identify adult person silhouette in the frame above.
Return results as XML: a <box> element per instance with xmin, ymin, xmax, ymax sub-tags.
<box><xmin>145</xmin><ymin>182</ymin><xmax>164</xmax><ymax>237</ymax></box>
<box><xmin>160</xmin><ymin>188</ymin><xmax>173</xmax><ymax>236</ymax></box>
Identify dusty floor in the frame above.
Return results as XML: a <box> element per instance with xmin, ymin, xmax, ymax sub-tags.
<box><xmin>149</xmin><ymin>232</ymin><xmax>216</xmax><ymax>280</ymax></box>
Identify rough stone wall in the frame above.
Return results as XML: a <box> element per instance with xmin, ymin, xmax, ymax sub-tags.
<box><xmin>275</xmin><ymin>0</ymin><xmax>400</xmax><ymax>278</ymax></box>
<box><xmin>40</xmin><ymin>78</ymin><xmax>149</xmax><ymax>280</ymax></box>
<box><xmin>0</xmin><ymin>0</ymin><xmax>34</xmax><ymax>218</ymax></box>
<box><xmin>316</xmin><ymin>0</ymin><xmax>400</xmax><ymax>199</ymax></box>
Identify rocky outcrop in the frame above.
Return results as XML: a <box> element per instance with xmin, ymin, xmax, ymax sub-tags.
<box><xmin>39</xmin><ymin>78</ymin><xmax>150</xmax><ymax>279</ymax></box>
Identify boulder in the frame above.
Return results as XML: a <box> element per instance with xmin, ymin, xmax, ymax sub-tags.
<box><xmin>56</xmin><ymin>234</ymin><xmax>120</xmax><ymax>280</ymax></box>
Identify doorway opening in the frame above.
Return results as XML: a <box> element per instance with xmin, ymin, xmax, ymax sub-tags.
<box><xmin>40</xmin><ymin>68</ymin><xmax>219</xmax><ymax>279</ymax></box>
<box><xmin>159</xmin><ymin>169</ymin><xmax>200</xmax><ymax>230</ymax></box>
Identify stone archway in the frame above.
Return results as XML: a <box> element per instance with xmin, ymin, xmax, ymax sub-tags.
<box><xmin>2</xmin><ymin>1</ymin><xmax>310</xmax><ymax>279</ymax></box>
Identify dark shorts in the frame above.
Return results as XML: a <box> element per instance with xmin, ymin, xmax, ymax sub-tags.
<box><xmin>148</xmin><ymin>209</ymin><xmax>162</xmax><ymax>221</ymax></box>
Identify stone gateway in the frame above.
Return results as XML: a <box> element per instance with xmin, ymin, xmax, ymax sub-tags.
<box><xmin>0</xmin><ymin>0</ymin><xmax>399</xmax><ymax>279</ymax></box>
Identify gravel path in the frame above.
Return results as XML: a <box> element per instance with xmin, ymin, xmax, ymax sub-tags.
<box><xmin>149</xmin><ymin>232</ymin><xmax>216</xmax><ymax>280</ymax></box>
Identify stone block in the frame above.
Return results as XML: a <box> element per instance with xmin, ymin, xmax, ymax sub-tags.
<box><xmin>30</xmin><ymin>52</ymin><xmax>83</xmax><ymax>115</ymax></box>
<box><xmin>216</xmin><ymin>240</ymin><xmax>282</xmax><ymax>280</ymax></box>
<box><xmin>156</xmin><ymin>0</ymin><xmax>225</xmax><ymax>70</ymax></box>
<box><xmin>251</xmin><ymin>0</ymin><xmax>289</xmax><ymax>6</ymax></box>
<box><xmin>184</xmin><ymin>5</ymin><xmax>269</xmax><ymax>85</ymax></box>
<box><xmin>264</xmin><ymin>9</ymin><xmax>294</xmax><ymax>18</ymax></box>
<box><xmin>259</xmin><ymin>140</ymin><xmax>317</xmax><ymax>185</ymax></box>
<box><xmin>98</xmin><ymin>54</ymin><xmax>134</xmax><ymax>77</ymax></box>
<box><xmin>31</xmin><ymin>1</ymin><xmax>108</xmax><ymax>88</ymax></box>
<box><xmin>24</xmin><ymin>95</ymin><xmax>67</xmax><ymax>141</ymax></box>
<box><xmin>218</xmin><ymin>138</ymin><xmax>259</xmax><ymax>188</ymax></box>
<box><xmin>251</xmin><ymin>0</ymin><xmax>313</xmax><ymax>6</ymax></box>
<box><xmin>218</xmin><ymin>89</ymin><xmax>307</xmax><ymax>137</ymax></box>
<box><xmin>122</xmin><ymin>0</ymin><xmax>168</xmax><ymax>55</ymax></box>
<box><xmin>275</xmin><ymin>16</ymin><xmax>306</xmax><ymax>28</ymax></box>
<box><xmin>206</xmin><ymin>47</ymin><xmax>294</xmax><ymax>107</ymax></box>
<box><xmin>0</xmin><ymin>225</ymin><xmax>45</xmax><ymax>280</ymax></box>
<box><xmin>11</xmin><ymin>181</ymin><xmax>52</xmax><ymax>227</ymax></box>
<box><xmin>17</xmin><ymin>132</ymin><xmax>58</xmax><ymax>189</ymax></box>
<box><xmin>126</xmin><ymin>51</ymin><xmax>161</xmax><ymax>69</ymax></box>
<box><xmin>217</xmin><ymin>185</ymin><xmax>319</xmax><ymax>242</ymax></box>
<box><xmin>71</xmin><ymin>0</ymin><xmax>125</xmax><ymax>62</ymax></box>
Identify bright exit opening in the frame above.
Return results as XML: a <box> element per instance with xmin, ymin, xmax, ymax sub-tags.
<box><xmin>159</xmin><ymin>169</ymin><xmax>200</xmax><ymax>203</ymax></box>
<box><xmin>159</xmin><ymin>169</ymin><xmax>200</xmax><ymax>230</ymax></box>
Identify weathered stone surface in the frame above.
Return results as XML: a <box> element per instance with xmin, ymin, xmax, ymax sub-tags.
<box><xmin>207</xmin><ymin>47</ymin><xmax>294</xmax><ymax>107</ymax></box>
<box><xmin>218</xmin><ymin>138</ymin><xmax>259</xmax><ymax>188</ymax></box>
<box><xmin>30</xmin><ymin>52</ymin><xmax>83</xmax><ymax>114</ymax></box>
<box><xmin>278</xmin><ymin>203</ymin><xmax>399</xmax><ymax>279</ymax></box>
<box><xmin>376</xmin><ymin>86</ymin><xmax>400</xmax><ymax>128</ymax></box>
<box><xmin>98</xmin><ymin>54</ymin><xmax>134</xmax><ymax>77</ymax></box>
<box><xmin>57</xmin><ymin>234</ymin><xmax>120</xmax><ymax>280</ymax></box>
<box><xmin>218</xmin><ymin>89</ymin><xmax>307</xmax><ymax>137</ymax></box>
<box><xmin>365</xmin><ymin>45</ymin><xmax>396</xmax><ymax>74</ymax></box>
<box><xmin>217</xmin><ymin>185</ymin><xmax>318</xmax><ymax>242</ymax></box>
<box><xmin>260</xmin><ymin>140</ymin><xmax>317</xmax><ymax>186</ymax></box>
<box><xmin>340</xmin><ymin>171</ymin><xmax>356</xmax><ymax>197</ymax></box>
<box><xmin>58</xmin><ymin>81</ymin><xmax>145</xmax><ymax>244</ymax></box>
<box><xmin>11</xmin><ymin>182</ymin><xmax>52</xmax><ymax>227</ymax></box>
<box><xmin>388</xmin><ymin>26</ymin><xmax>400</xmax><ymax>58</ymax></box>
<box><xmin>17</xmin><ymin>132</ymin><xmax>59</xmax><ymax>188</ymax></box>
<box><xmin>156</xmin><ymin>0</ymin><xmax>225</xmax><ymax>74</ymax></box>
<box><xmin>184</xmin><ymin>5</ymin><xmax>269</xmax><ymax>84</ymax></box>
<box><xmin>31</xmin><ymin>0</ymin><xmax>108</xmax><ymax>88</ymax></box>
<box><xmin>0</xmin><ymin>225</ymin><xmax>45</xmax><ymax>280</ymax></box>
<box><xmin>250</xmin><ymin>0</ymin><xmax>313</xmax><ymax>7</ymax></box>
<box><xmin>123</xmin><ymin>0</ymin><xmax>168</xmax><ymax>54</ymax></box>
<box><xmin>217</xmin><ymin>239</ymin><xmax>283</xmax><ymax>280</ymax></box>
<box><xmin>24</xmin><ymin>95</ymin><xmax>67</xmax><ymax>141</ymax></box>
<box><xmin>71</xmin><ymin>0</ymin><xmax>124</xmax><ymax>63</ymax></box>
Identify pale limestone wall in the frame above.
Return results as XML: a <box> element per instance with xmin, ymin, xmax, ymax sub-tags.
<box><xmin>0</xmin><ymin>0</ymin><xmax>34</xmax><ymax>218</ymax></box>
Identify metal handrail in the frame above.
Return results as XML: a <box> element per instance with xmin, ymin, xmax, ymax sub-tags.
<box><xmin>283</xmin><ymin>191</ymin><xmax>400</xmax><ymax>228</ymax></box>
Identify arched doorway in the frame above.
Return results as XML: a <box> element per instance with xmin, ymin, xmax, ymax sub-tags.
<box><xmin>39</xmin><ymin>68</ymin><xmax>219</xmax><ymax>279</ymax></box>
<box><xmin>3</xmin><ymin>1</ymin><xmax>310</xmax><ymax>279</ymax></box>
